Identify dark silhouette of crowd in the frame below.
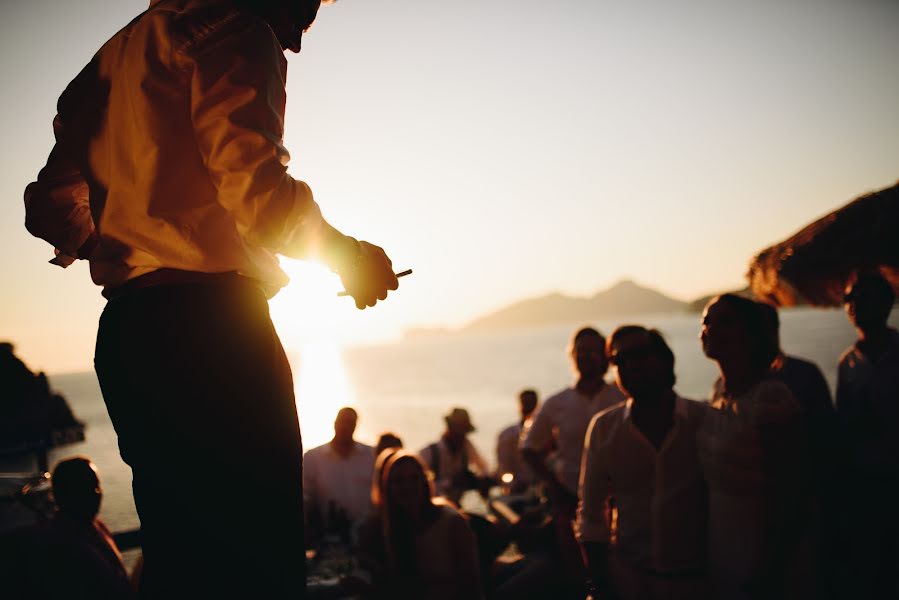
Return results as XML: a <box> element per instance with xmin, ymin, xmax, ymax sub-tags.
<box><xmin>3</xmin><ymin>270</ymin><xmax>896</xmax><ymax>599</ymax></box>
<box><xmin>296</xmin><ymin>270</ymin><xmax>898</xmax><ymax>600</ymax></box>
<box><xmin>0</xmin><ymin>272</ymin><xmax>899</xmax><ymax>600</ymax></box>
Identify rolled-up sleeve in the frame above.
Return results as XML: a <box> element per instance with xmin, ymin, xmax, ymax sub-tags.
<box><xmin>186</xmin><ymin>16</ymin><xmax>324</xmax><ymax>258</ymax></box>
<box><xmin>577</xmin><ymin>414</ymin><xmax>611</xmax><ymax>542</ymax></box>
<box><xmin>24</xmin><ymin>114</ymin><xmax>96</xmax><ymax>265</ymax></box>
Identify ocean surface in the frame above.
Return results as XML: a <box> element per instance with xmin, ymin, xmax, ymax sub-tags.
<box><xmin>46</xmin><ymin>306</ymin><xmax>899</xmax><ymax>541</ymax></box>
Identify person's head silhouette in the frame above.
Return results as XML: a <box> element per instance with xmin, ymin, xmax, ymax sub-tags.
<box><xmin>844</xmin><ymin>271</ymin><xmax>895</xmax><ymax>336</ymax></box>
<box><xmin>569</xmin><ymin>327</ymin><xmax>609</xmax><ymax>382</ymax></box>
<box><xmin>518</xmin><ymin>389</ymin><xmax>538</xmax><ymax>422</ymax></box>
<box><xmin>241</xmin><ymin>0</ymin><xmax>329</xmax><ymax>53</ymax></box>
<box><xmin>51</xmin><ymin>457</ymin><xmax>102</xmax><ymax>524</ymax></box>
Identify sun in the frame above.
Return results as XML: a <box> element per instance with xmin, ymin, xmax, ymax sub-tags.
<box><xmin>293</xmin><ymin>340</ymin><xmax>357</xmax><ymax>449</ymax></box>
<box><xmin>268</xmin><ymin>258</ymin><xmax>349</xmax><ymax>349</ymax></box>
<box><xmin>269</xmin><ymin>258</ymin><xmax>359</xmax><ymax>449</ymax></box>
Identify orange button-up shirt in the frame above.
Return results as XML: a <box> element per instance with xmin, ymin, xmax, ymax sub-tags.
<box><xmin>25</xmin><ymin>0</ymin><xmax>326</xmax><ymax>297</ymax></box>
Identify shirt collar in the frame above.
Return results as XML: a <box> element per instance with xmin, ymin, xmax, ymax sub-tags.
<box><xmin>622</xmin><ymin>395</ymin><xmax>688</xmax><ymax>421</ymax></box>
<box><xmin>328</xmin><ymin>440</ymin><xmax>362</xmax><ymax>457</ymax></box>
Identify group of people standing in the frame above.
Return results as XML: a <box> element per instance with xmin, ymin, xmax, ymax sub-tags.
<box><xmin>556</xmin><ymin>271</ymin><xmax>897</xmax><ymax>600</ymax></box>
<box><xmin>302</xmin><ymin>270</ymin><xmax>898</xmax><ymax>600</ymax></box>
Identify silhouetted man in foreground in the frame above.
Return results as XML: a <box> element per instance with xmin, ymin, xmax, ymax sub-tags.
<box><xmin>836</xmin><ymin>271</ymin><xmax>899</xmax><ymax>599</ymax></box>
<box><xmin>24</xmin><ymin>0</ymin><xmax>398</xmax><ymax>596</ymax></box>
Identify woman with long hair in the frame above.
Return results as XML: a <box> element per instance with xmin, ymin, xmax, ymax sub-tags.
<box><xmin>359</xmin><ymin>451</ymin><xmax>483</xmax><ymax>599</ymax></box>
<box><xmin>697</xmin><ymin>294</ymin><xmax>804</xmax><ymax>599</ymax></box>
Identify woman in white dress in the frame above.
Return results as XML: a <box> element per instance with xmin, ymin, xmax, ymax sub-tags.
<box><xmin>698</xmin><ymin>294</ymin><xmax>804</xmax><ymax>600</ymax></box>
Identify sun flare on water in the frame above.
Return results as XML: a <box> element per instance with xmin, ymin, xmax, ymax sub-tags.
<box><xmin>269</xmin><ymin>259</ymin><xmax>358</xmax><ymax>449</ymax></box>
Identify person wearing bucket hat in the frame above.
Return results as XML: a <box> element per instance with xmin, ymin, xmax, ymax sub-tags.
<box><xmin>419</xmin><ymin>408</ymin><xmax>489</xmax><ymax>504</ymax></box>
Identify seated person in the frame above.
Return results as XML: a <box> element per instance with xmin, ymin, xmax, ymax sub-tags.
<box><xmin>3</xmin><ymin>456</ymin><xmax>134</xmax><ymax>598</ymax></box>
<box><xmin>304</xmin><ymin>407</ymin><xmax>375</xmax><ymax>545</ymax></box>
<box><xmin>419</xmin><ymin>408</ymin><xmax>490</xmax><ymax>504</ymax></box>
<box><xmin>357</xmin><ymin>451</ymin><xmax>483</xmax><ymax>599</ymax></box>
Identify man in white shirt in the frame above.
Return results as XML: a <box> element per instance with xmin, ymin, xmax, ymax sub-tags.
<box><xmin>23</xmin><ymin>1</ymin><xmax>399</xmax><ymax>596</ymax></box>
<box><xmin>496</xmin><ymin>389</ymin><xmax>538</xmax><ymax>494</ymax></box>
<box><xmin>420</xmin><ymin>408</ymin><xmax>490</xmax><ymax>505</ymax></box>
<box><xmin>578</xmin><ymin>326</ymin><xmax>709</xmax><ymax>600</ymax></box>
<box><xmin>519</xmin><ymin>327</ymin><xmax>624</xmax><ymax>597</ymax></box>
<box><xmin>520</xmin><ymin>327</ymin><xmax>625</xmax><ymax>514</ymax></box>
<box><xmin>304</xmin><ymin>407</ymin><xmax>375</xmax><ymax>545</ymax></box>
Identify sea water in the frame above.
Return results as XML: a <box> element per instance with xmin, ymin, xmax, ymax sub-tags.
<box><xmin>47</xmin><ymin>306</ymin><xmax>898</xmax><ymax>539</ymax></box>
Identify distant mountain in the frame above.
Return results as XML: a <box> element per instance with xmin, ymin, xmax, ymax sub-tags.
<box><xmin>686</xmin><ymin>286</ymin><xmax>754</xmax><ymax>312</ymax></box>
<box><xmin>463</xmin><ymin>279</ymin><xmax>688</xmax><ymax>332</ymax></box>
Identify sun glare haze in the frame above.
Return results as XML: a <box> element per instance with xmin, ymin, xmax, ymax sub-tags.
<box><xmin>293</xmin><ymin>340</ymin><xmax>357</xmax><ymax>450</ymax></box>
<box><xmin>270</xmin><ymin>261</ymin><xmax>369</xmax><ymax>447</ymax></box>
<box><xmin>269</xmin><ymin>259</ymin><xmax>347</xmax><ymax>348</ymax></box>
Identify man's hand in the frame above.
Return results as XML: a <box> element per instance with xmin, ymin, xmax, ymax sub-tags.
<box><xmin>338</xmin><ymin>241</ymin><xmax>399</xmax><ymax>310</ymax></box>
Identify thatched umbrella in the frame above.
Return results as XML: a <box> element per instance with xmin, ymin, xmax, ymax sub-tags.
<box><xmin>747</xmin><ymin>182</ymin><xmax>899</xmax><ymax>307</ymax></box>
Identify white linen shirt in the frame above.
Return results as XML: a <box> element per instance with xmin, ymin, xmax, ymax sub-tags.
<box><xmin>24</xmin><ymin>0</ymin><xmax>327</xmax><ymax>296</ymax></box>
<box><xmin>521</xmin><ymin>384</ymin><xmax>626</xmax><ymax>493</ymax></box>
<box><xmin>577</xmin><ymin>396</ymin><xmax>709</xmax><ymax>574</ymax></box>
<box><xmin>303</xmin><ymin>441</ymin><xmax>375</xmax><ymax>526</ymax></box>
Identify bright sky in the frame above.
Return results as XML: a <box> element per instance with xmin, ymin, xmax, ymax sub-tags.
<box><xmin>1</xmin><ymin>0</ymin><xmax>897</xmax><ymax>373</ymax></box>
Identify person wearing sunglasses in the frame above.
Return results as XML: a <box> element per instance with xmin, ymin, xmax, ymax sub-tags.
<box><xmin>578</xmin><ymin>326</ymin><xmax>709</xmax><ymax>600</ymax></box>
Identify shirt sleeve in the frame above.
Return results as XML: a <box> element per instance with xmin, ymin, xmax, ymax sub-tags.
<box><xmin>577</xmin><ymin>414</ymin><xmax>611</xmax><ymax>543</ymax></box>
<box><xmin>521</xmin><ymin>397</ymin><xmax>554</xmax><ymax>452</ymax></box>
<box><xmin>24</xmin><ymin>82</ymin><xmax>97</xmax><ymax>266</ymax></box>
<box><xmin>185</xmin><ymin>15</ymin><xmax>326</xmax><ymax>259</ymax></box>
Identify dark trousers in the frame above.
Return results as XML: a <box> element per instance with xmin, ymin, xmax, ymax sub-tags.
<box><xmin>94</xmin><ymin>276</ymin><xmax>305</xmax><ymax>598</ymax></box>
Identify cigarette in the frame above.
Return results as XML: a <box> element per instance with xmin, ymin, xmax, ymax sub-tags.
<box><xmin>337</xmin><ymin>269</ymin><xmax>412</xmax><ymax>297</ymax></box>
